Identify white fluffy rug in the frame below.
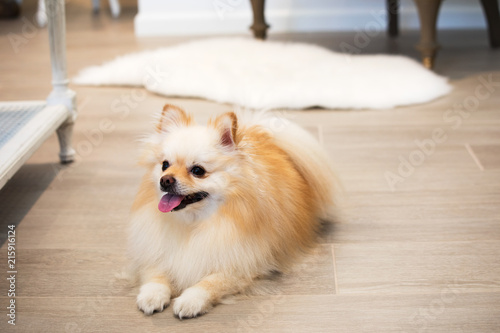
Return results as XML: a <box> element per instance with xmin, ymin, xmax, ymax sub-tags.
<box><xmin>73</xmin><ymin>38</ymin><xmax>452</xmax><ymax>110</ymax></box>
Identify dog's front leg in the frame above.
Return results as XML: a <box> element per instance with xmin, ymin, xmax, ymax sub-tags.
<box><xmin>136</xmin><ymin>271</ymin><xmax>173</xmax><ymax>315</ymax></box>
<box><xmin>173</xmin><ymin>273</ymin><xmax>249</xmax><ymax>319</ymax></box>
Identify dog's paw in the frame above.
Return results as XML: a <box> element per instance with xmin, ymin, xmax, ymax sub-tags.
<box><xmin>136</xmin><ymin>282</ymin><xmax>171</xmax><ymax>315</ymax></box>
<box><xmin>173</xmin><ymin>287</ymin><xmax>211</xmax><ymax>319</ymax></box>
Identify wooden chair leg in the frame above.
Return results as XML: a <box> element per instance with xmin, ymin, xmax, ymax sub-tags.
<box><xmin>414</xmin><ymin>0</ymin><xmax>443</xmax><ymax>69</ymax></box>
<box><xmin>249</xmin><ymin>0</ymin><xmax>269</xmax><ymax>39</ymax></box>
<box><xmin>479</xmin><ymin>0</ymin><xmax>500</xmax><ymax>48</ymax></box>
<box><xmin>387</xmin><ymin>0</ymin><xmax>399</xmax><ymax>37</ymax></box>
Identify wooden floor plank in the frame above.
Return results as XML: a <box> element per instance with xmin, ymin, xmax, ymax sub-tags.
<box><xmin>1</xmin><ymin>293</ymin><xmax>499</xmax><ymax>333</ymax></box>
<box><xmin>334</xmin><ymin>241</ymin><xmax>500</xmax><ymax>294</ymax></box>
<box><xmin>1</xmin><ymin>0</ymin><xmax>499</xmax><ymax>331</ymax></box>
<box><xmin>470</xmin><ymin>145</ymin><xmax>500</xmax><ymax>170</ymax></box>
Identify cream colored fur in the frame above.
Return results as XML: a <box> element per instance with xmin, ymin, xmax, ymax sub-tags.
<box><xmin>128</xmin><ymin>105</ymin><xmax>337</xmax><ymax>318</ymax></box>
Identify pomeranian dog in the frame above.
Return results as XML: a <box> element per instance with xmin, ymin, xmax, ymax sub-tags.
<box><xmin>128</xmin><ymin>104</ymin><xmax>336</xmax><ymax>319</ymax></box>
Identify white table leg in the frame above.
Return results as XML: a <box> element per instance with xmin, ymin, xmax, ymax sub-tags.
<box><xmin>108</xmin><ymin>0</ymin><xmax>121</xmax><ymax>18</ymax></box>
<box><xmin>46</xmin><ymin>0</ymin><xmax>77</xmax><ymax>164</ymax></box>
<box><xmin>36</xmin><ymin>0</ymin><xmax>47</xmax><ymax>27</ymax></box>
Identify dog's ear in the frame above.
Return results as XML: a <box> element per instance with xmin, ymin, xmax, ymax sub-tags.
<box><xmin>212</xmin><ymin>112</ymin><xmax>238</xmax><ymax>149</ymax></box>
<box><xmin>156</xmin><ymin>104</ymin><xmax>192</xmax><ymax>133</ymax></box>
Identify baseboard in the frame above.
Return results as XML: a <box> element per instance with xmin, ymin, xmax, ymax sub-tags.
<box><xmin>134</xmin><ymin>12</ymin><xmax>252</xmax><ymax>37</ymax></box>
<box><xmin>134</xmin><ymin>5</ymin><xmax>487</xmax><ymax>37</ymax></box>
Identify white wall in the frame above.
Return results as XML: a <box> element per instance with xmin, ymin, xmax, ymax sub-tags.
<box><xmin>134</xmin><ymin>0</ymin><xmax>489</xmax><ymax>37</ymax></box>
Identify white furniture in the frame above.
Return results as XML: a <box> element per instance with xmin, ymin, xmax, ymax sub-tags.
<box><xmin>92</xmin><ymin>0</ymin><xmax>121</xmax><ymax>18</ymax></box>
<box><xmin>36</xmin><ymin>0</ymin><xmax>121</xmax><ymax>27</ymax></box>
<box><xmin>0</xmin><ymin>0</ymin><xmax>76</xmax><ymax>190</ymax></box>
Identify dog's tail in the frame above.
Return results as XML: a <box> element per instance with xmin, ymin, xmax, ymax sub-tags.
<box><xmin>238</xmin><ymin>110</ymin><xmax>341</xmax><ymax>218</ymax></box>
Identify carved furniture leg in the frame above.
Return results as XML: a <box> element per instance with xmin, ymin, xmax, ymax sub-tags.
<box><xmin>414</xmin><ymin>0</ymin><xmax>443</xmax><ymax>69</ymax></box>
<box><xmin>250</xmin><ymin>0</ymin><xmax>269</xmax><ymax>39</ymax></box>
<box><xmin>480</xmin><ymin>0</ymin><xmax>500</xmax><ymax>48</ymax></box>
<box><xmin>46</xmin><ymin>0</ymin><xmax>77</xmax><ymax>164</ymax></box>
<box><xmin>387</xmin><ymin>0</ymin><xmax>399</xmax><ymax>37</ymax></box>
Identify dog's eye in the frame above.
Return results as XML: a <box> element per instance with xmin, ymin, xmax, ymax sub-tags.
<box><xmin>191</xmin><ymin>166</ymin><xmax>206</xmax><ymax>177</ymax></box>
<box><xmin>162</xmin><ymin>161</ymin><xmax>170</xmax><ymax>171</ymax></box>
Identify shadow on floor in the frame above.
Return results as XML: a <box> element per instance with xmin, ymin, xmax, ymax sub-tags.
<box><xmin>0</xmin><ymin>162</ymin><xmax>61</xmax><ymax>247</ymax></box>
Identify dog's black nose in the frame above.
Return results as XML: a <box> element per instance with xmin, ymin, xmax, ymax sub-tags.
<box><xmin>160</xmin><ymin>175</ymin><xmax>176</xmax><ymax>192</ymax></box>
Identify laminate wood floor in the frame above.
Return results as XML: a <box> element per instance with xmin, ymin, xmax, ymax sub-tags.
<box><xmin>1</xmin><ymin>1</ymin><xmax>499</xmax><ymax>332</ymax></box>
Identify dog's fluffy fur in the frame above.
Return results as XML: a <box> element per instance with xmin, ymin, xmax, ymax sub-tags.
<box><xmin>128</xmin><ymin>105</ymin><xmax>337</xmax><ymax>319</ymax></box>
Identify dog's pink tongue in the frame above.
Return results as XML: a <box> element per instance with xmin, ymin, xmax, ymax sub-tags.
<box><xmin>158</xmin><ymin>194</ymin><xmax>184</xmax><ymax>213</ymax></box>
